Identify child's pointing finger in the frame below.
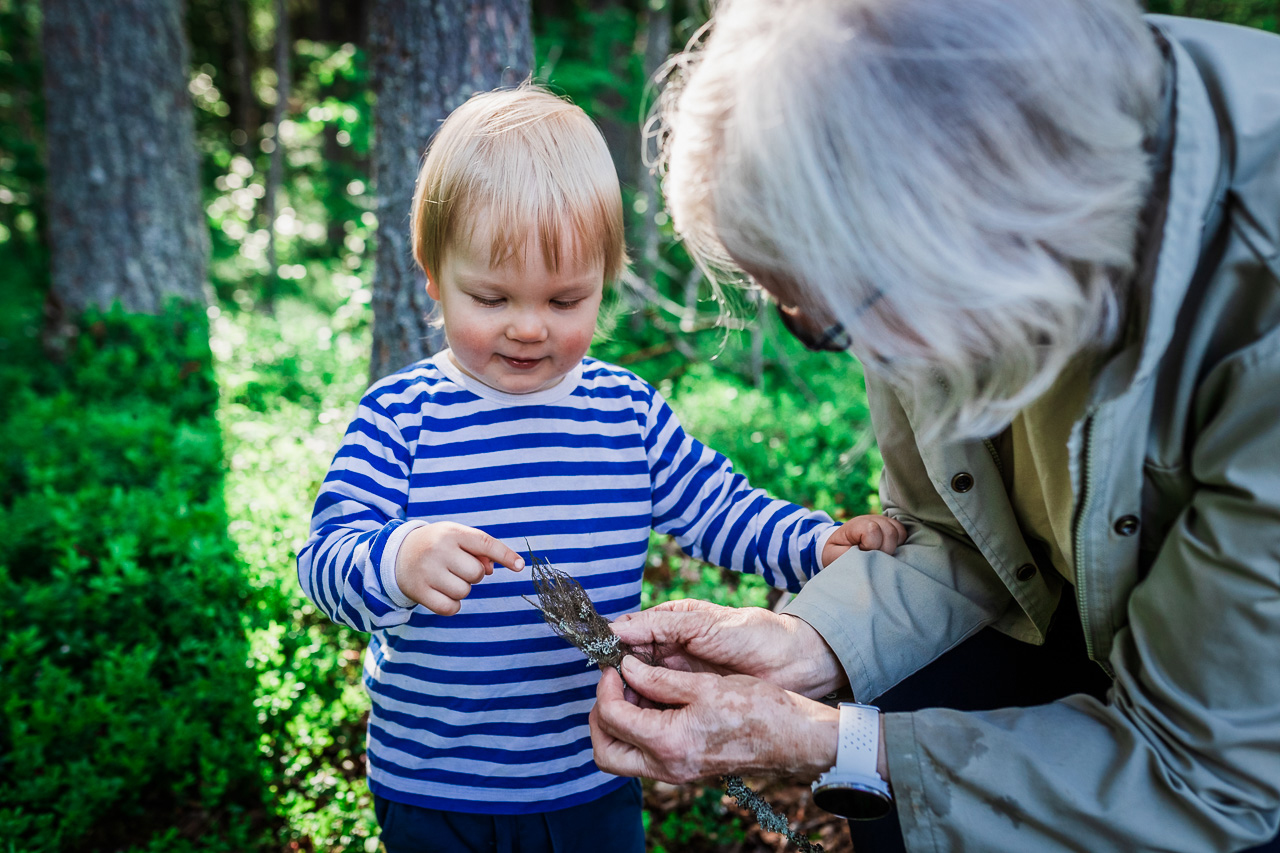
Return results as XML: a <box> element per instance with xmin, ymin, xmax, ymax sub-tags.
<box><xmin>458</xmin><ymin>529</ymin><xmax>526</xmax><ymax>572</ymax></box>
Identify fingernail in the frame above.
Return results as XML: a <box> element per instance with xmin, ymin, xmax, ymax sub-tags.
<box><xmin>621</xmin><ymin>656</ymin><xmax>640</xmax><ymax>673</ymax></box>
<box><xmin>514</xmin><ymin>557</ymin><xmax>525</xmax><ymax>570</ymax></box>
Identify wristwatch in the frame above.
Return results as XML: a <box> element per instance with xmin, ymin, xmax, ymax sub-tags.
<box><xmin>811</xmin><ymin>702</ymin><xmax>893</xmax><ymax>820</ymax></box>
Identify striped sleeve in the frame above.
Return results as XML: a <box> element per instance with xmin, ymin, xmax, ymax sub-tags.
<box><xmin>643</xmin><ymin>388</ymin><xmax>839</xmax><ymax>592</ymax></box>
<box><xmin>297</xmin><ymin>391</ymin><xmax>421</xmax><ymax>632</ymax></box>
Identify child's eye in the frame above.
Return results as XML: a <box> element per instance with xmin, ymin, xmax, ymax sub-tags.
<box><xmin>470</xmin><ymin>295</ymin><xmax>504</xmax><ymax>307</ymax></box>
<box><xmin>551</xmin><ymin>299</ymin><xmax>584</xmax><ymax>309</ymax></box>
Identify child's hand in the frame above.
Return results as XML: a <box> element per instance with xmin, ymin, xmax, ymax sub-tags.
<box><xmin>394</xmin><ymin>522</ymin><xmax>525</xmax><ymax>615</ymax></box>
<box><xmin>820</xmin><ymin>514</ymin><xmax>908</xmax><ymax>566</ymax></box>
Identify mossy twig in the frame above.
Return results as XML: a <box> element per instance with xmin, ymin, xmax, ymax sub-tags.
<box><xmin>522</xmin><ymin>550</ymin><xmax>824</xmax><ymax>852</ymax></box>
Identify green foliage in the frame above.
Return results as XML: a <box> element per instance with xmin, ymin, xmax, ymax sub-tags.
<box><xmin>212</xmin><ymin>298</ymin><xmax>378</xmax><ymax>851</ymax></box>
<box><xmin>1147</xmin><ymin>0</ymin><xmax>1278</xmax><ymax>32</ymax></box>
<box><xmin>648</xmin><ymin>784</ymin><xmax>747</xmax><ymax>853</ymax></box>
<box><xmin>0</xmin><ymin>0</ymin><xmax>44</xmax><ymax>264</ymax></box>
<box><xmin>0</xmin><ymin>302</ymin><xmax>268</xmax><ymax>852</ymax></box>
<box><xmin>184</xmin><ymin>0</ymin><xmax>376</xmax><ymax>311</ymax></box>
<box><xmin>661</xmin><ymin>361</ymin><xmax>880</xmax><ymax>518</ymax></box>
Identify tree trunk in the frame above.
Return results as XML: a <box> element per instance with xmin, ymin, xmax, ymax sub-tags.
<box><xmin>367</xmin><ymin>0</ymin><xmax>533</xmax><ymax>382</ymax></box>
<box><xmin>43</xmin><ymin>0</ymin><xmax>208</xmax><ymax>315</ymax></box>
<box><xmin>635</xmin><ymin>0</ymin><xmax>671</xmax><ymax>284</ymax></box>
<box><xmin>264</xmin><ymin>0</ymin><xmax>290</xmax><ymax>313</ymax></box>
<box><xmin>227</xmin><ymin>0</ymin><xmax>256</xmax><ymax>155</ymax></box>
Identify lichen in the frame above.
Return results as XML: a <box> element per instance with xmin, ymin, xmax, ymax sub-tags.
<box><xmin>522</xmin><ymin>549</ymin><xmax>824</xmax><ymax>853</ymax></box>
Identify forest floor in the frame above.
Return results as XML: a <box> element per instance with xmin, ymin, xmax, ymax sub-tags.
<box><xmin>645</xmin><ymin>777</ymin><xmax>853</xmax><ymax>853</ymax></box>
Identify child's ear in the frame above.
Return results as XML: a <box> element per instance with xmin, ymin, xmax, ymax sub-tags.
<box><xmin>425</xmin><ymin>274</ymin><xmax>441</xmax><ymax>301</ymax></box>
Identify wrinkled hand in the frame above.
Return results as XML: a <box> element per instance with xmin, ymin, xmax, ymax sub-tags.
<box><xmin>590</xmin><ymin>657</ymin><xmax>838</xmax><ymax>783</ymax></box>
<box><xmin>611</xmin><ymin>600</ymin><xmax>847</xmax><ymax>699</ymax></box>
<box><xmin>822</xmin><ymin>514</ymin><xmax>907</xmax><ymax>566</ymax></box>
<box><xmin>394</xmin><ymin>522</ymin><xmax>525</xmax><ymax>615</ymax></box>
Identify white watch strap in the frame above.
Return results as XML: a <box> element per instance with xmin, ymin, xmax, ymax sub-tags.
<box><xmin>834</xmin><ymin>702</ymin><xmax>881</xmax><ymax>778</ymax></box>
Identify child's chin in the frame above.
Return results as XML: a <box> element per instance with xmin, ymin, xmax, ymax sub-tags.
<box><xmin>495</xmin><ymin>373</ymin><xmax>564</xmax><ymax>395</ymax></box>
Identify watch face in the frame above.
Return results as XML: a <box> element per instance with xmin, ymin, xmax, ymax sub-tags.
<box><xmin>813</xmin><ymin>782</ymin><xmax>893</xmax><ymax>821</ymax></box>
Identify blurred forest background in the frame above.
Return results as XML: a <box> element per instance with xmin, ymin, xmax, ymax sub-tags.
<box><xmin>1</xmin><ymin>1</ymin><xmax>1275</xmax><ymax>851</ymax></box>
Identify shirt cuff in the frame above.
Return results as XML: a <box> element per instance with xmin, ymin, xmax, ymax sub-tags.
<box><xmin>812</xmin><ymin>523</ymin><xmax>842</xmax><ymax>570</ymax></box>
<box><xmin>380</xmin><ymin>519</ymin><xmax>430</xmax><ymax>609</ymax></box>
<box><xmin>782</xmin><ymin>565</ymin><xmax>878</xmax><ymax>702</ymax></box>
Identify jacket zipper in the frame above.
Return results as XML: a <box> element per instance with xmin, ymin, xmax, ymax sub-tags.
<box><xmin>1073</xmin><ymin>415</ymin><xmax>1099</xmax><ymax>665</ymax></box>
<box><xmin>982</xmin><ymin>437</ymin><xmax>1004</xmax><ymax>477</ymax></box>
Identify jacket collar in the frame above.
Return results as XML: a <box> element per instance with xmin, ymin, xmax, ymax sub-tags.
<box><xmin>1129</xmin><ymin>21</ymin><xmax>1228</xmax><ymax>388</ymax></box>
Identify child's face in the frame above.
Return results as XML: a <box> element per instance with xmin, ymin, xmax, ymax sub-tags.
<box><xmin>427</xmin><ymin>231</ymin><xmax>605</xmax><ymax>395</ymax></box>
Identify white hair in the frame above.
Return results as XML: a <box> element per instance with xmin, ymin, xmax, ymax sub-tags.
<box><xmin>658</xmin><ymin>0</ymin><xmax>1163</xmax><ymax>440</ymax></box>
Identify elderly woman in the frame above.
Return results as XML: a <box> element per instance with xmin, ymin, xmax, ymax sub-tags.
<box><xmin>589</xmin><ymin>0</ymin><xmax>1280</xmax><ymax>851</ymax></box>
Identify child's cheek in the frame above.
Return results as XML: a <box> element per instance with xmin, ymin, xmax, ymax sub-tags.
<box><xmin>563</xmin><ymin>327</ymin><xmax>595</xmax><ymax>360</ymax></box>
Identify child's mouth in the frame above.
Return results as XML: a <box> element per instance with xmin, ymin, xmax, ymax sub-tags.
<box><xmin>502</xmin><ymin>356</ymin><xmax>542</xmax><ymax>370</ymax></box>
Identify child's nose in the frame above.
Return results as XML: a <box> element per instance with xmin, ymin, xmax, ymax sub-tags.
<box><xmin>506</xmin><ymin>310</ymin><xmax>548</xmax><ymax>342</ymax></box>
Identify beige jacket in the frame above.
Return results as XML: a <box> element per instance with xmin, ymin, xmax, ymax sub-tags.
<box><xmin>786</xmin><ymin>16</ymin><xmax>1280</xmax><ymax>852</ymax></box>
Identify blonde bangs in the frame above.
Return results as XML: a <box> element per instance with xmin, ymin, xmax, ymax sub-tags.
<box><xmin>412</xmin><ymin>85</ymin><xmax>627</xmax><ymax>283</ymax></box>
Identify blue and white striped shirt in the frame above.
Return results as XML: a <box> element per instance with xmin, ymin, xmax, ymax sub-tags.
<box><xmin>297</xmin><ymin>351</ymin><xmax>838</xmax><ymax>814</ymax></box>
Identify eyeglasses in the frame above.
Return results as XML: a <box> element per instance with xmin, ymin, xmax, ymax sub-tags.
<box><xmin>771</xmin><ymin>287</ymin><xmax>883</xmax><ymax>353</ymax></box>
<box><xmin>774</xmin><ymin>303</ymin><xmax>853</xmax><ymax>352</ymax></box>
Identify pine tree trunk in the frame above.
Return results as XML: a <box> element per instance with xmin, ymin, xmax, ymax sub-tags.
<box><xmin>42</xmin><ymin>0</ymin><xmax>208</xmax><ymax>315</ymax></box>
<box><xmin>264</xmin><ymin>0</ymin><xmax>290</xmax><ymax>314</ymax></box>
<box><xmin>228</xmin><ymin>0</ymin><xmax>256</xmax><ymax>156</ymax></box>
<box><xmin>635</xmin><ymin>0</ymin><xmax>672</xmax><ymax>282</ymax></box>
<box><xmin>367</xmin><ymin>0</ymin><xmax>533</xmax><ymax>382</ymax></box>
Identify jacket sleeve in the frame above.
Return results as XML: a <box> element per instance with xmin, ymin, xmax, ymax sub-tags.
<box><xmin>296</xmin><ymin>393</ymin><xmax>424</xmax><ymax>632</ymax></box>
<box><xmin>783</xmin><ymin>373</ymin><xmax>1020</xmax><ymax>701</ymax></box>
<box><xmin>886</xmin><ymin>333</ymin><xmax>1280</xmax><ymax>852</ymax></box>
<box><xmin>644</xmin><ymin>388</ymin><xmax>839</xmax><ymax>592</ymax></box>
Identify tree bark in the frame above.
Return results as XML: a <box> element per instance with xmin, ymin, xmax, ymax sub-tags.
<box><xmin>367</xmin><ymin>0</ymin><xmax>533</xmax><ymax>382</ymax></box>
<box><xmin>264</xmin><ymin>0</ymin><xmax>291</xmax><ymax>313</ymax></box>
<box><xmin>227</xmin><ymin>0</ymin><xmax>256</xmax><ymax>155</ymax></box>
<box><xmin>43</xmin><ymin>0</ymin><xmax>208</xmax><ymax>315</ymax></box>
<box><xmin>635</xmin><ymin>0</ymin><xmax>671</xmax><ymax>283</ymax></box>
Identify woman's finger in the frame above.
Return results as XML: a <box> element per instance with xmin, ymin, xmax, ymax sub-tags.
<box><xmin>620</xmin><ymin>655</ymin><xmax>707</xmax><ymax>706</ymax></box>
<box><xmin>593</xmin><ymin>667</ymin><xmax>670</xmax><ymax>745</ymax></box>
<box><xmin>589</xmin><ymin>709</ymin><xmax>650</xmax><ymax>776</ymax></box>
<box><xmin>652</xmin><ymin>598</ymin><xmax>726</xmax><ymax>613</ymax></box>
<box><xmin>611</xmin><ymin>601</ymin><xmax>707</xmax><ymax>626</ymax></box>
<box><xmin>611</xmin><ymin>609</ymin><xmax>718</xmax><ymax>648</ymax></box>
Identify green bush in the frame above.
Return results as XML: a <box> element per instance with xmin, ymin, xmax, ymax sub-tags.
<box><xmin>0</xmin><ymin>305</ymin><xmax>268</xmax><ymax>852</ymax></box>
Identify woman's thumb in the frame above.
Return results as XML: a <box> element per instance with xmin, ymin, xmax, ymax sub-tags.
<box><xmin>621</xmin><ymin>656</ymin><xmax>702</xmax><ymax>705</ymax></box>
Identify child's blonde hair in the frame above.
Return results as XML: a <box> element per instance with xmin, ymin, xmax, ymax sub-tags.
<box><xmin>411</xmin><ymin>84</ymin><xmax>628</xmax><ymax>285</ymax></box>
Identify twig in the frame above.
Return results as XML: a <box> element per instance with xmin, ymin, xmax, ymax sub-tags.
<box><xmin>522</xmin><ymin>550</ymin><xmax>824</xmax><ymax>853</ymax></box>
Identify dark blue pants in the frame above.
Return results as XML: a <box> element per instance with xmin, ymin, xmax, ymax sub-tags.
<box><xmin>847</xmin><ymin>595</ymin><xmax>1279</xmax><ymax>852</ymax></box>
<box><xmin>374</xmin><ymin>778</ymin><xmax>644</xmax><ymax>853</ymax></box>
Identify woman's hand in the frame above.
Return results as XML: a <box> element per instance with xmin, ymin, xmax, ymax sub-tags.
<box><xmin>394</xmin><ymin>522</ymin><xmax>525</xmax><ymax>615</ymax></box>
<box><xmin>589</xmin><ymin>657</ymin><xmax>839</xmax><ymax>783</ymax></box>
<box><xmin>611</xmin><ymin>600</ymin><xmax>848</xmax><ymax>698</ymax></box>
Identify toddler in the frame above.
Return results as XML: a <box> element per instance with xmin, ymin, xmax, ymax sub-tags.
<box><xmin>297</xmin><ymin>84</ymin><xmax>905</xmax><ymax>853</ymax></box>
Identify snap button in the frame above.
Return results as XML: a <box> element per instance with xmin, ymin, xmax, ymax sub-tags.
<box><xmin>950</xmin><ymin>472</ymin><xmax>974</xmax><ymax>493</ymax></box>
<box><xmin>1114</xmin><ymin>515</ymin><xmax>1140</xmax><ymax>536</ymax></box>
<box><xmin>1015</xmin><ymin>563</ymin><xmax>1037</xmax><ymax>582</ymax></box>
